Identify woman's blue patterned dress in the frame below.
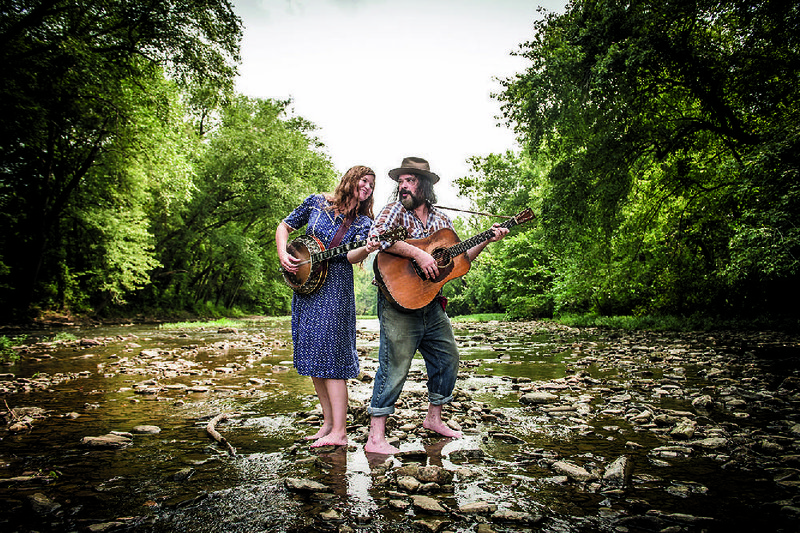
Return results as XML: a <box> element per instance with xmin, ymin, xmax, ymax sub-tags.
<box><xmin>283</xmin><ymin>194</ymin><xmax>371</xmax><ymax>379</ymax></box>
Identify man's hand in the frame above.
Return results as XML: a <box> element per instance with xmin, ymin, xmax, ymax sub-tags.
<box><xmin>488</xmin><ymin>223</ymin><xmax>509</xmax><ymax>242</ymax></box>
<box><xmin>414</xmin><ymin>249</ymin><xmax>439</xmax><ymax>280</ymax></box>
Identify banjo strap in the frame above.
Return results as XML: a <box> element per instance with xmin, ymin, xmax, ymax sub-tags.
<box><xmin>329</xmin><ymin>212</ymin><xmax>355</xmax><ymax>249</ymax></box>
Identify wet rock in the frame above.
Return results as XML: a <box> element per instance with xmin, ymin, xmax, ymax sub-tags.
<box><xmin>666</xmin><ymin>481</ymin><xmax>709</xmax><ymax>498</ymax></box>
<box><xmin>86</xmin><ymin>522</ymin><xmax>127</xmax><ymax>532</ymax></box>
<box><xmin>389</xmin><ymin>498</ymin><xmax>410</xmax><ymax>510</ymax></box>
<box><xmin>27</xmin><ymin>493</ymin><xmax>61</xmax><ymax>515</ymax></box>
<box><xmin>459</xmin><ymin>501</ymin><xmax>497</xmax><ymax>514</ymax></box>
<box><xmin>448</xmin><ymin>448</ymin><xmax>486</xmax><ymax>462</ymax></box>
<box><xmin>410</xmin><ymin>494</ymin><xmax>447</xmax><ymax>514</ymax></box>
<box><xmin>491</xmin><ymin>509</ymin><xmax>542</xmax><ymax>524</ymax></box>
<box><xmin>603</xmin><ymin>456</ymin><xmax>633</xmax><ymax>488</ymax></box>
<box><xmin>519</xmin><ymin>391</ymin><xmax>559</xmax><ymax>405</ymax></box>
<box><xmin>650</xmin><ymin>445</ymin><xmax>693</xmax><ymax>459</ymax></box>
<box><xmin>81</xmin><ymin>433</ymin><xmax>133</xmax><ymax>449</ymax></box>
<box><xmin>416</xmin><ymin>465</ymin><xmax>453</xmax><ymax>485</ymax></box>
<box><xmin>552</xmin><ymin>460</ymin><xmax>593</xmax><ymax>482</ymax></box>
<box><xmin>488</xmin><ymin>431</ymin><xmax>525</xmax><ymax>443</ymax></box>
<box><xmin>416</xmin><ymin>518</ymin><xmax>453</xmax><ymax>532</ymax></box>
<box><xmin>132</xmin><ymin>425</ymin><xmax>161</xmax><ymax>434</ymax></box>
<box><xmin>692</xmin><ymin>394</ymin><xmax>715</xmax><ymax>409</ymax></box>
<box><xmin>172</xmin><ymin>468</ymin><xmax>194</xmax><ymax>481</ymax></box>
<box><xmin>319</xmin><ymin>508</ymin><xmax>342</xmax><ymax>521</ymax></box>
<box><xmin>397</xmin><ymin>476</ymin><xmax>421</xmax><ymax>492</ymax></box>
<box><xmin>691</xmin><ymin>437</ymin><xmax>728</xmax><ymax>450</ymax></box>
<box><xmin>80</xmin><ymin>338</ymin><xmax>103</xmax><ymax>346</ymax></box>
<box><xmin>284</xmin><ymin>477</ymin><xmax>331</xmax><ymax>493</ymax></box>
<box><xmin>670</xmin><ymin>418</ymin><xmax>697</xmax><ymax>439</ymax></box>
<box><xmin>646</xmin><ymin>509</ymin><xmax>716</xmax><ymax>526</ymax></box>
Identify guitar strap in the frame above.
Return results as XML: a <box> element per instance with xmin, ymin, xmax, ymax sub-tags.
<box><xmin>329</xmin><ymin>212</ymin><xmax>355</xmax><ymax>249</ymax></box>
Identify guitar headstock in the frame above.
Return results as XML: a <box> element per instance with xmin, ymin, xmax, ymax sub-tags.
<box><xmin>513</xmin><ymin>208</ymin><xmax>535</xmax><ymax>225</ymax></box>
<box><xmin>381</xmin><ymin>226</ymin><xmax>408</xmax><ymax>244</ymax></box>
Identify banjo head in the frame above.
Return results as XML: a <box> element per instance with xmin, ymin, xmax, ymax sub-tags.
<box><xmin>284</xmin><ymin>234</ymin><xmax>325</xmax><ymax>291</ymax></box>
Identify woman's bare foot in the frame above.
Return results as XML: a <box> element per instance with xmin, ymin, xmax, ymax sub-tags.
<box><xmin>304</xmin><ymin>426</ymin><xmax>332</xmax><ymax>441</ymax></box>
<box><xmin>311</xmin><ymin>432</ymin><xmax>348</xmax><ymax>448</ymax></box>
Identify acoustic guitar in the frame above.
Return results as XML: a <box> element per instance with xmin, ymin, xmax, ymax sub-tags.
<box><xmin>374</xmin><ymin>208</ymin><xmax>535</xmax><ymax>309</ymax></box>
<box><xmin>282</xmin><ymin>227</ymin><xmax>407</xmax><ymax>295</ymax></box>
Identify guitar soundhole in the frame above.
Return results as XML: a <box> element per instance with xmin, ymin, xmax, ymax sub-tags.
<box><xmin>433</xmin><ymin>248</ymin><xmax>453</xmax><ymax>268</ymax></box>
<box><xmin>412</xmin><ymin>248</ymin><xmax>453</xmax><ymax>280</ymax></box>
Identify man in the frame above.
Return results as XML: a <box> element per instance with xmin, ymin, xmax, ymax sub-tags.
<box><xmin>364</xmin><ymin>156</ymin><xmax>509</xmax><ymax>455</ymax></box>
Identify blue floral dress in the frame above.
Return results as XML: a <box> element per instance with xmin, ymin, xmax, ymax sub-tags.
<box><xmin>283</xmin><ymin>194</ymin><xmax>371</xmax><ymax>379</ymax></box>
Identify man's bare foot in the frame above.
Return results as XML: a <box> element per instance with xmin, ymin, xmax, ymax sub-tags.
<box><xmin>311</xmin><ymin>432</ymin><xmax>347</xmax><ymax>448</ymax></box>
<box><xmin>423</xmin><ymin>418</ymin><xmax>463</xmax><ymax>439</ymax></box>
<box><xmin>364</xmin><ymin>437</ymin><xmax>400</xmax><ymax>455</ymax></box>
<box><xmin>304</xmin><ymin>426</ymin><xmax>332</xmax><ymax>441</ymax></box>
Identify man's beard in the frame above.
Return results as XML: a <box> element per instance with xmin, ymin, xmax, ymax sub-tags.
<box><xmin>400</xmin><ymin>190</ymin><xmax>423</xmax><ymax>210</ymax></box>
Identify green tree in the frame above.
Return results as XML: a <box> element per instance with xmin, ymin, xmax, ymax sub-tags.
<box><xmin>451</xmin><ymin>152</ymin><xmax>548</xmax><ymax>317</ymax></box>
<box><xmin>147</xmin><ymin>96</ymin><xmax>336</xmax><ymax>315</ymax></box>
<box><xmin>497</xmin><ymin>0</ymin><xmax>800</xmax><ymax>317</ymax></box>
<box><xmin>0</xmin><ymin>0</ymin><xmax>241</xmax><ymax>320</ymax></box>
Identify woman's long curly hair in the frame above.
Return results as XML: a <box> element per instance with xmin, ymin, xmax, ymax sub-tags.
<box><xmin>326</xmin><ymin>165</ymin><xmax>375</xmax><ymax>219</ymax></box>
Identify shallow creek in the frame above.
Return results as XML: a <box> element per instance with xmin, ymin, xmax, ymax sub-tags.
<box><xmin>0</xmin><ymin>318</ymin><xmax>799</xmax><ymax>532</ymax></box>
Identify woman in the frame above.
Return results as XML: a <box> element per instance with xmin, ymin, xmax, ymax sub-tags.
<box><xmin>275</xmin><ymin>165</ymin><xmax>378</xmax><ymax>447</ymax></box>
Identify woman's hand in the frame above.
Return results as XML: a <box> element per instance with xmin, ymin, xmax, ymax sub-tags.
<box><xmin>279</xmin><ymin>251</ymin><xmax>301</xmax><ymax>273</ymax></box>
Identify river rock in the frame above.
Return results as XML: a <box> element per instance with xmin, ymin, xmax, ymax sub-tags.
<box><xmin>28</xmin><ymin>492</ymin><xmax>61</xmax><ymax>514</ymax></box>
<box><xmin>284</xmin><ymin>477</ymin><xmax>331</xmax><ymax>493</ymax></box>
<box><xmin>552</xmin><ymin>460</ymin><xmax>593</xmax><ymax>481</ymax></box>
<box><xmin>491</xmin><ymin>509</ymin><xmax>543</xmax><ymax>524</ymax></box>
<box><xmin>318</xmin><ymin>508</ymin><xmax>342</xmax><ymax>520</ymax></box>
<box><xmin>670</xmin><ymin>418</ymin><xmax>697</xmax><ymax>439</ymax></box>
<box><xmin>132</xmin><ymin>425</ymin><xmax>161</xmax><ymax>434</ymax></box>
<box><xmin>459</xmin><ymin>500</ymin><xmax>497</xmax><ymax>514</ymax></box>
<box><xmin>691</xmin><ymin>437</ymin><xmax>728</xmax><ymax>449</ymax></box>
<box><xmin>80</xmin><ymin>433</ymin><xmax>132</xmax><ymax>448</ymax></box>
<box><xmin>413</xmin><ymin>518</ymin><xmax>451</xmax><ymax>532</ymax></box>
<box><xmin>416</xmin><ymin>465</ymin><xmax>453</xmax><ymax>485</ymax></box>
<box><xmin>86</xmin><ymin>522</ymin><xmax>127</xmax><ymax>532</ymax></box>
<box><xmin>520</xmin><ymin>391</ymin><xmax>559</xmax><ymax>405</ymax></box>
<box><xmin>172</xmin><ymin>468</ymin><xmax>194</xmax><ymax>481</ymax></box>
<box><xmin>410</xmin><ymin>494</ymin><xmax>447</xmax><ymax>514</ymax></box>
<box><xmin>397</xmin><ymin>476</ymin><xmax>421</xmax><ymax>492</ymax></box>
<box><xmin>692</xmin><ymin>394</ymin><xmax>715</xmax><ymax>409</ymax></box>
<box><xmin>603</xmin><ymin>456</ymin><xmax>633</xmax><ymax>488</ymax></box>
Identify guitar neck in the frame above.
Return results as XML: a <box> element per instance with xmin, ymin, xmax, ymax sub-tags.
<box><xmin>448</xmin><ymin>217</ymin><xmax>520</xmax><ymax>256</ymax></box>
<box><xmin>313</xmin><ymin>239</ymin><xmax>365</xmax><ymax>262</ymax></box>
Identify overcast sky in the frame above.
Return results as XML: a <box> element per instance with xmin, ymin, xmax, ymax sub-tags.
<box><xmin>232</xmin><ymin>0</ymin><xmax>566</xmax><ymax>210</ymax></box>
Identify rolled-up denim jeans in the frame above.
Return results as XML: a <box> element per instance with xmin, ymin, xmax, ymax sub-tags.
<box><xmin>368</xmin><ymin>291</ymin><xmax>460</xmax><ymax>417</ymax></box>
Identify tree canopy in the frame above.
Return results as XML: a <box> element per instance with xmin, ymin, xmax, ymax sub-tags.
<box><xmin>0</xmin><ymin>0</ymin><xmax>242</xmax><ymax>319</ymax></box>
<box><xmin>1</xmin><ymin>0</ymin><xmax>797</xmax><ymax>324</ymax></box>
<box><xmin>468</xmin><ymin>0</ymin><xmax>799</xmax><ymax>319</ymax></box>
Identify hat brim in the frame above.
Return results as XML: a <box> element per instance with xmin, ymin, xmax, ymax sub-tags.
<box><xmin>388</xmin><ymin>167</ymin><xmax>440</xmax><ymax>184</ymax></box>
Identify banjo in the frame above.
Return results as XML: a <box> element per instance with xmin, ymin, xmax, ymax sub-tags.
<box><xmin>282</xmin><ymin>227</ymin><xmax>407</xmax><ymax>295</ymax></box>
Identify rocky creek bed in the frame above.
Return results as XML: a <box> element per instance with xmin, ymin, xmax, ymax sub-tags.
<box><xmin>0</xmin><ymin>318</ymin><xmax>799</xmax><ymax>532</ymax></box>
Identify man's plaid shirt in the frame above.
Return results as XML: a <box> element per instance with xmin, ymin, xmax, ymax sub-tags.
<box><xmin>369</xmin><ymin>201</ymin><xmax>455</xmax><ymax>249</ymax></box>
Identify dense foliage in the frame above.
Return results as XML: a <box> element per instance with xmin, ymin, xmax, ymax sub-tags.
<box><xmin>1</xmin><ymin>0</ymin><xmax>797</xmax><ymax>323</ymax></box>
<box><xmin>455</xmin><ymin>0</ymin><xmax>799</xmax><ymax>320</ymax></box>
<box><xmin>0</xmin><ymin>0</ymin><xmax>336</xmax><ymax>321</ymax></box>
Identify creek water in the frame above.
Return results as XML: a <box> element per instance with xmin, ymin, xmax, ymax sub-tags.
<box><xmin>0</xmin><ymin>318</ymin><xmax>797</xmax><ymax>532</ymax></box>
